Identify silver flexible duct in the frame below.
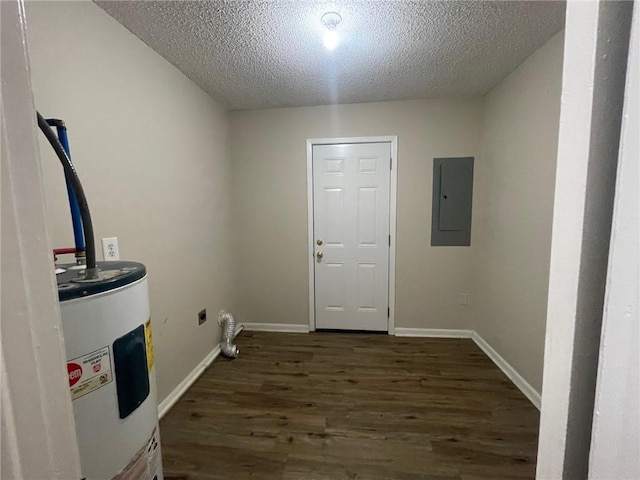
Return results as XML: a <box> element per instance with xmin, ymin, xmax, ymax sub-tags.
<box><xmin>219</xmin><ymin>311</ymin><xmax>240</xmax><ymax>358</ymax></box>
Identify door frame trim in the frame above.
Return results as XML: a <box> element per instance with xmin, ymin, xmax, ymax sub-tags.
<box><xmin>306</xmin><ymin>136</ymin><xmax>398</xmax><ymax>334</ymax></box>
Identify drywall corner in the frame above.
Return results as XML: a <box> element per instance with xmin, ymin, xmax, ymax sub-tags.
<box><xmin>472</xmin><ymin>29</ymin><xmax>564</xmax><ymax>394</ymax></box>
<box><xmin>25</xmin><ymin>0</ymin><xmax>235</xmax><ymax>405</ymax></box>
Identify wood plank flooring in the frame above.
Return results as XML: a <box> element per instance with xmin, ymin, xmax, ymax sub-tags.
<box><xmin>160</xmin><ymin>331</ymin><xmax>539</xmax><ymax>480</ymax></box>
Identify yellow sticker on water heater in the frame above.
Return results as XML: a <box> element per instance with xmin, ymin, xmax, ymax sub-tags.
<box><xmin>144</xmin><ymin>319</ymin><xmax>155</xmax><ymax>370</ymax></box>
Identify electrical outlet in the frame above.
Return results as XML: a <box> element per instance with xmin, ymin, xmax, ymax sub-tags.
<box><xmin>101</xmin><ymin>237</ymin><xmax>120</xmax><ymax>261</ymax></box>
<box><xmin>198</xmin><ymin>309</ymin><xmax>207</xmax><ymax>325</ymax></box>
<box><xmin>459</xmin><ymin>293</ymin><xmax>469</xmax><ymax>306</ymax></box>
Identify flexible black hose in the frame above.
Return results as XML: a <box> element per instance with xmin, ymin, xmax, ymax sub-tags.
<box><xmin>37</xmin><ymin>112</ymin><xmax>97</xmax><ymax>273</ymax></box>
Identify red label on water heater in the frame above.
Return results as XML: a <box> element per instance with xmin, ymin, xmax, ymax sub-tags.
<box><xmin>68</xmin><ymin>362</ymin><xmax>83</xmax><ymax>387</ymax></box>
<box><xmin>66</xmin><ymin>346</ymin><xmax>113</xmax><ymax>400</ymax></box>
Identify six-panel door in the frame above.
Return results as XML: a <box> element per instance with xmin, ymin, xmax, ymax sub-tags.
<box><xmin>312</xmin><ymin>142</ymin><xmax>391</xmax><ymax>331</ymax></box>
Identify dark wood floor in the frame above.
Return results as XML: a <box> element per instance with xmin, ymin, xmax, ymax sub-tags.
<box><xmin>160</xmin><ymin>331</ymin><xmax>539</xmax><ymax>480</ymax></box>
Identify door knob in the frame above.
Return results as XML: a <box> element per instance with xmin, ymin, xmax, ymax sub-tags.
<box><xmin>316</xmin><ymin>251</ymin><xmax>323</xmax><ymax>259</ymax></box>
<box><xmin>316</xmin><ymin>239</ymin><xmax>323</xmax><ymax>246</ymax></box>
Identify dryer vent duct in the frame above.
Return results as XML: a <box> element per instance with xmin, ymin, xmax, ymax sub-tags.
<box><xmin>219</xmin><ymin>311</ymin><xmax>241</xmax><ymax>358</ymax></box>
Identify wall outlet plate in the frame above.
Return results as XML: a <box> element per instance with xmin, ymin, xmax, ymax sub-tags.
<box><xmin>198</xmin><ymin>309</ymin><xmax>207</xmax><ymax>325</ymax></box>
<box><xmin>101</xmin><ymin>237</ymin><xmax>120</xmax><ymax>261</ymax></box>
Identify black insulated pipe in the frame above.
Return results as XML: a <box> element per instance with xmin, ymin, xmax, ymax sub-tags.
<box><xmin>37</xmin><ymin>111</ymin><xmax>97</xmax><ymax>276</ymax></box>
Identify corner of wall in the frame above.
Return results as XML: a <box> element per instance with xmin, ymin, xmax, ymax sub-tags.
<box><xmin>24</xmin><ymin>0</ymin><xmax>235</xmax><ymax>405</ymax></box>
<box><xmin>471</xmin><ymin>29</ymin><xmax>565</xmax><ymax>393</ymax></box>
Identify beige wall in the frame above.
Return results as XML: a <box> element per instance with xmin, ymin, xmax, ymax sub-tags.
<box><xmin>230</xmin><ymin>99</ymin><xmax>483</xmax><ymax>329</ymax></box>
<box><xmin>25</xmin><ymin>1</ymin><xmax>235</xmax><ymax>403</ymax></box>
<box><xmin>473</xmin><ymin>31</ymin><xmax>564</xmax><ymax>392</ymax></box>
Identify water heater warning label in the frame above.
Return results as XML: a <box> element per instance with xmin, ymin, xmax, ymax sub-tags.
<box><xmin>144</xmin><ymin>319</ymin><xmax>154</xmax><ymax>370</ymax></box>
<box><xmin>112</xmin><ymin>427</ymin><xmax>161</xmax><ymax>480</ymax></box>
<box><xmin>67</xmin><ymin>346</ymin><xmax>113</xmax><ymax>400</ymax></box>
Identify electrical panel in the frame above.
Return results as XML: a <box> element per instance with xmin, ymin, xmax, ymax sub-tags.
<box><xmin>431</xmin><ymin>157</ymin><xmax>474</xmax><ymax>246</ymax></box>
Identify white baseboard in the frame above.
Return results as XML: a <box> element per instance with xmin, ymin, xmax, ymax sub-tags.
<box><xmin>157</xmin><ymin>345</ymin><xmax>220</xmax><ymax>419</ymax></box>
<box><xmin>394</xmin><ymin>328</ymin><xmax>474</xmax><ymax>338</ymax></box>
<box><xmin>158</xmin><ymin>327</ymin><xmax>243</xmax><ymax>419</ymax></box>
<box><xmin>242</xmin><ymin>323</ymin><xmax>310</xmax><ymax>333</ymax></box>
<box><xmin>394</xmin><ymin>327</ymin><xmax>541</xmax><ymax>410</ymax></box>
<box><xmin>471</xmin><ymin>332</ymin><xmax>542</xmax><ymax>410</ymax></box>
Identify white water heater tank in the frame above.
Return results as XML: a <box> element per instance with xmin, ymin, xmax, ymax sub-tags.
<box><xmin>58</xmin><ymin>261</ymin><xmax>163</xmax><ymax>480</ymax></box>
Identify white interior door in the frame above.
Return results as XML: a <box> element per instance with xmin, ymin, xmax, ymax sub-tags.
<box><xmin>312</xmin><ymin>142</ymin><xmax>391</xmax><ymax>331</ymax></box>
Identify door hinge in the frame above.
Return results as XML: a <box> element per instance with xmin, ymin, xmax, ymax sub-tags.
<box><xmin>389</xmin><ymin>234</ymin><xmax>391</xmax><ymax>246</ymax></box>
<box><xmin>387</xmin><ymin>307</ymin><xmax>390</xmax><ymax>318</ymax></box>
<box><xmin>390</xmin><ymin>157</ymin><xmax>392</xmax><ymax>170</ymax></box>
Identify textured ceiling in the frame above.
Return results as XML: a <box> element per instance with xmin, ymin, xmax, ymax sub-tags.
<box><xmin>96</xmin><ymin>1</ymin><xmax>565</xmax><ymax>111</ymax></box>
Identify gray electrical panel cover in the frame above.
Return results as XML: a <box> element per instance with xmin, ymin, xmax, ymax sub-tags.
<box><xmin>431</xmin><ymin>157</ymin><xmax>474</xmax><ymax>246</ymax></box>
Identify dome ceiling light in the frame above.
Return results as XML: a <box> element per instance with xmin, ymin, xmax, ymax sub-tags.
<box><xmin>321</xmin><ymin>12</ymin><xmax>342</xmax><ymax>51</ymax></box>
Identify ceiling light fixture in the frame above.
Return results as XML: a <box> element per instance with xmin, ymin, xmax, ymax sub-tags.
<box><xmin>321</xmin><ymin>12</ymin><xmax>342</xmax><ymax>51</ymax></box>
